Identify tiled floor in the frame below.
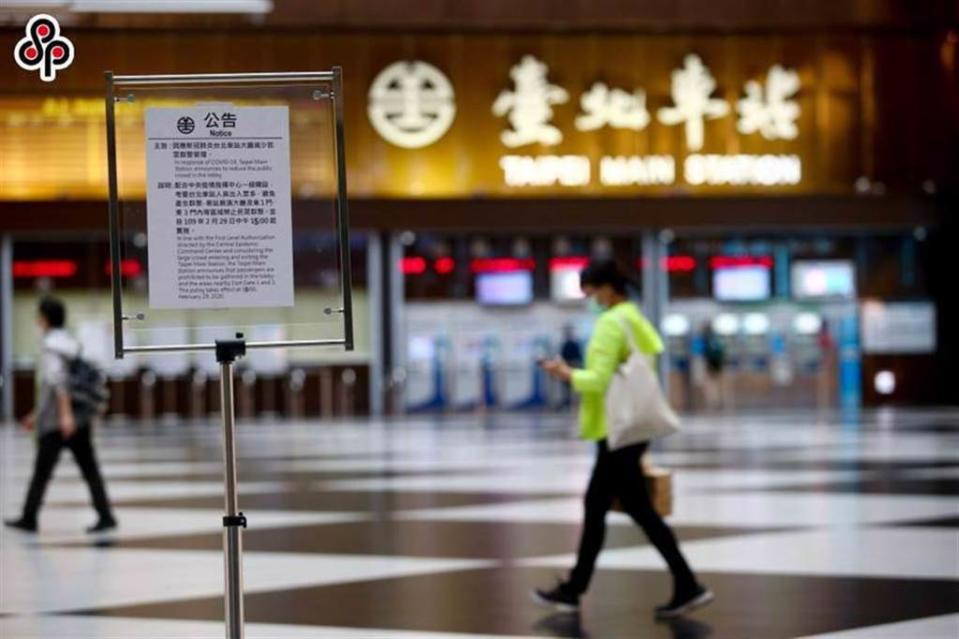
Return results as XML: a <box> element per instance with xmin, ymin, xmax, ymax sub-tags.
<box><xmin>1</xmin><ymin>409</ymin><xmax>957</xmax><ymax>639</ymax></box>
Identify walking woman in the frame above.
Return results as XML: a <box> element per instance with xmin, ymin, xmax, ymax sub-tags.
<box><xmin>534</xmin><ymin>259</ymin><xmax>713</xmax><ymax>619</ymax></box>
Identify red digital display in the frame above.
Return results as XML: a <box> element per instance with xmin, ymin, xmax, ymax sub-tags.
<box><xmin>434</xmin><ymin>257</ymin><xmax>456</xmax><ymax>274</ymax></box>
<box><xmin>103</xmin><ymin>259</ymin><xmax>144</xmax><ymax>278</ymax></box>
<box><xmin>13</xmin><ymin>260</ymin><xmax>78</xmax><ymax>279</ymax></box>
<box><xmin>470</xmin><ymin>257</ymin><xmax>536</xmax><ymax>273</ymax></box>
<box><xmin>400</xmin><ymin>256</ymin><xmax>428</xmax><ymax>275</ymax></box>
<box><xmin>636</xmin><ymin>255</ymin><xmax>697</xmax><ymax>272</ymax></box>
<box><xmin>710</xmin><ymin>255</ymin><xmax>773</xmax><ymax>269</ymax></box>
<box><xmin>665</xmin><ymin>255</ymin><xmax>696</xmax><ymax>272</ymax></box>
<box><xmin>549</xmin><ymin>256</ymin><xmax>590</xmax><ymax>270</ymax></box>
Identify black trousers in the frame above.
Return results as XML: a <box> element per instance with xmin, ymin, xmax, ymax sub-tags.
<box><xmin>567</xmin><ymin>440</ymin><xmax>697</xmax><ymax>595</ymax></box>
<box><xmin>20</xmin><ymin>427</ymin><xmax>114</xmax><ymax>524</ymax></box>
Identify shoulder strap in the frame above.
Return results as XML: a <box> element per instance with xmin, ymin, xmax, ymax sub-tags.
<box><xmin>45</xmin><ymin>346</ymin><xmax>79</xmax><ymax>365</ymax></box>
<box><xmin>43</xmin><ymin>332</ymin><xmax>81</xmax><ymax>363</ymax></box>
<box><xmin>612</xmin><ymin>311</ymin><xmax>641</xmax><ymax>356</ymax></box>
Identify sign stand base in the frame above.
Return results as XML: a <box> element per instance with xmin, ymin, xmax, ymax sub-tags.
<box><xmin>216</xmin><ymin>336</ymin><xmax>247</xmax><ymax>639</ymax></box>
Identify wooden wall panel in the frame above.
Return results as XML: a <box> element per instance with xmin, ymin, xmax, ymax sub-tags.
<box><xmin>0</xmin><ymin>29</ymin><xmax>953</xmax><ymax>229</ymax></box>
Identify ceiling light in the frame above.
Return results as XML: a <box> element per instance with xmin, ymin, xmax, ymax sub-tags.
<box><xmin>70</xmin><ymin>0</ymin><xmax>272</xmax><ymax>14</ymax></box>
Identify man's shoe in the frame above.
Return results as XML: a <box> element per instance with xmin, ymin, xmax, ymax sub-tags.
<box><xmin>4</xmin><ymin>518</ymin><xmax>38</xmax><ymax>533</ymax></box>
<box><xmin>86</xmin><ymin>518</ymin><xmax>118</xmax><ymax>534</ymax></box>
<box><xmin>531</xmin><ymin>581</ymin><xmax>580</xmax><ymax>613</ymax></box>
<box><xmin>655</xmin><ymin>585</ymin><xmax>714</xmax><ymax>619</ymax></box>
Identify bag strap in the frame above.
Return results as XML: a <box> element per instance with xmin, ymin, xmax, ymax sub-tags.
<box><xmin>612</xmin><ymin>311</ymin><xmax>641</xmax><ymax>356</ymax></box>
<box><xmin>48</xmin><ymin>348</ymin><xmax>81</xmax><ymax>367</ymax></box>
<box><xmin>43</xmin><ymin>333</ymin><xmax>82</xmax><ymax>364</ymax></box>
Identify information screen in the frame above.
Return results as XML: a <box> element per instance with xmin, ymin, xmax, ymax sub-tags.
<box><xmin>791</xmin><ymin>260</ymin><xmax>856</xmax><ymax>300</ymax></box>
<box><xmin>713</xmin><ymin>266</ymin><xmax>771</xmax><ymax>301</ymax></box>
<box><xmin>550</xmin><ymin>268</ymin><xmax>585</xmax><ymax>303</ymax></box>
<box><xmin>476</xmin><ymin>271</ymin><xmax>533</xmax><ymax>306</ymax></box>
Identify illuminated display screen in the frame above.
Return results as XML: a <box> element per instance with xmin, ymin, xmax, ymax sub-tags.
<box><xmin>476</xmin><ymin>271</ymin><xmax>533</xmax><ymax>306</ymax></box>
<box><xmin>791</xmin><ymin>260</ymin><xmax>856</xmax><ymax>299</ymax></box>
<box><xmin>550</xmin><ymin>268</ymin><xmax>584</xmax><ymax>302</ymax></box>
<box><xmin>713</xmin><ymin>265</ymin><xmax>771</xmax><ymax>301</ymax></box>
<box><xmin>549</xmin><ymin>257</ymin><xmax>588</xmax><ymax>303</ymax></box>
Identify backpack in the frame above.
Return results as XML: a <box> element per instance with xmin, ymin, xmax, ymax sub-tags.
<box><xmin>704</xmin><ymin>335</ymin><xmax>725</xmax><ymax>371</ymax></box>
<box><xmin>63</xmin><ymin>354</ymin><xmax>110</xmax><ymax>422</ymax></box>
<box><xmin>605</xmin><ymin>314</ymin><xmax>680</xmax><ymax>450</ymax></box>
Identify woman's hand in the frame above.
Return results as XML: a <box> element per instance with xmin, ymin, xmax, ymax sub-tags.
<box><xmin>541</xmin><ymin>357</ymin><xmax>574</xmax><ymax>382</ymax></box>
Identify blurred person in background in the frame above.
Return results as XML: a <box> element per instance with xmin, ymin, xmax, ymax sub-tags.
<box><xmin>534</xmin><ymin>259</ymin><xmax>712</xmax><ymax>619</ymax></box>
<box><xmin>817</xmin><ymin>319</ymin><xmax>836</xmax><ymax>410</ymax></box>
<box><xmin>558</xmin><ymin>323</ymin><xmax>583</xmax><ymax>409</ymax></box>
<box><xmin>5</xmin><ymin>297</ymin><xmax>116</xmax><ymax>534</ymax></box>
<box><xmin>701</xmin><ymin>322</ymin><xmax>726</xmax><ymax>410</ymax></box>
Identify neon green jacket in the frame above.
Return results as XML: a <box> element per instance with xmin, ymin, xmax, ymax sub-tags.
<box><xmin>571</xmin><ymin>301</ymin><xmax>664</xmax><ymax>441</ymax></box>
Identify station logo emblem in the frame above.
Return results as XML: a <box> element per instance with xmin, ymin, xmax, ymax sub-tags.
<box><xmin>177</xmin><ymin>116</ymin><xmax>196</xmax><ymax>135</ymax></box>
<box><xmin>368</xmin><ymin>60</ymin><xmax>456</xmax><ymax>148</ymax></box>
<box><xmin>14</xmin><ymin>14</ymin><xmax>74</xmax><ymax>82</ymax></box>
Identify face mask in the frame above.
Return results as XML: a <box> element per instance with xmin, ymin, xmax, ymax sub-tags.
<box><xmin>587</xmin><ymin>297</ymin><xmax>608</xmax><ymax>316</ymax></box>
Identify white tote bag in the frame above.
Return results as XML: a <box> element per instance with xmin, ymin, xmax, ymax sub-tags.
<box><xmin>605</xmin><ymin>314</ymin><xmax>680</xmax><ymax>450</ymax></box>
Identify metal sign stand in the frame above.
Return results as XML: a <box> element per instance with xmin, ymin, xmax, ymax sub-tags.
<box><xmin>104</xmin><ymin>70</ymin><xmax>353</xmax><ymax>639</ymax></box>
<box><xmin>216</xmin><ymin>336</ymin><xmax>247</xmax><ymax>638</ymax></box>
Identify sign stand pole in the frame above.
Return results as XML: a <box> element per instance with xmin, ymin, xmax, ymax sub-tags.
<box><xmin>216</xmin><ymin>336</ymin><xmax>248</xmax><ymax>639</ymax></box>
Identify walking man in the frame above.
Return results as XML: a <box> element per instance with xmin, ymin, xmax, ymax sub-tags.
<box><xmin>5</xmin><ymin>297</ymin><xmax>117</xmax><ymax>534</ymax></box>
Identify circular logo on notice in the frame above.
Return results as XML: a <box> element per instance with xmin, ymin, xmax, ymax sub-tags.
<box><xmin>368</xmin><ymin>61</ymin><xmax>456</xmax><ymax>148</ymax></box>
<box><xmin>176</xmin><ymin>116</ymin><xmax>195</xmax><ymax>135</ymax></box>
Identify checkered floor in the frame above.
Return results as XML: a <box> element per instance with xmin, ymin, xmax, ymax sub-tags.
<box><xmin>1</xmin><ymin>409</ymin><xmax>958</xmax><ymax>638</ymax></box>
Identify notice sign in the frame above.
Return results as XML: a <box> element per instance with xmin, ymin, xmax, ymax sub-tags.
<box><xmin>145</xmin><ymin>105</ymin><xmax>294</xmax><ymax>309</ymax></box>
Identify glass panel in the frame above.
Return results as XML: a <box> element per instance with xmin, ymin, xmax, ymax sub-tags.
<box><xmin>109</xmin><ymin>77</ymin><xmax>345</xmax><ymax>361</ymax></box>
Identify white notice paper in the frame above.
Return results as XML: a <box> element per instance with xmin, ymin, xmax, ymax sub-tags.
<box><xmin>145</xmin><ymin>105</ymin><xmax>294</xmax><ymax>309</ymax></box>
